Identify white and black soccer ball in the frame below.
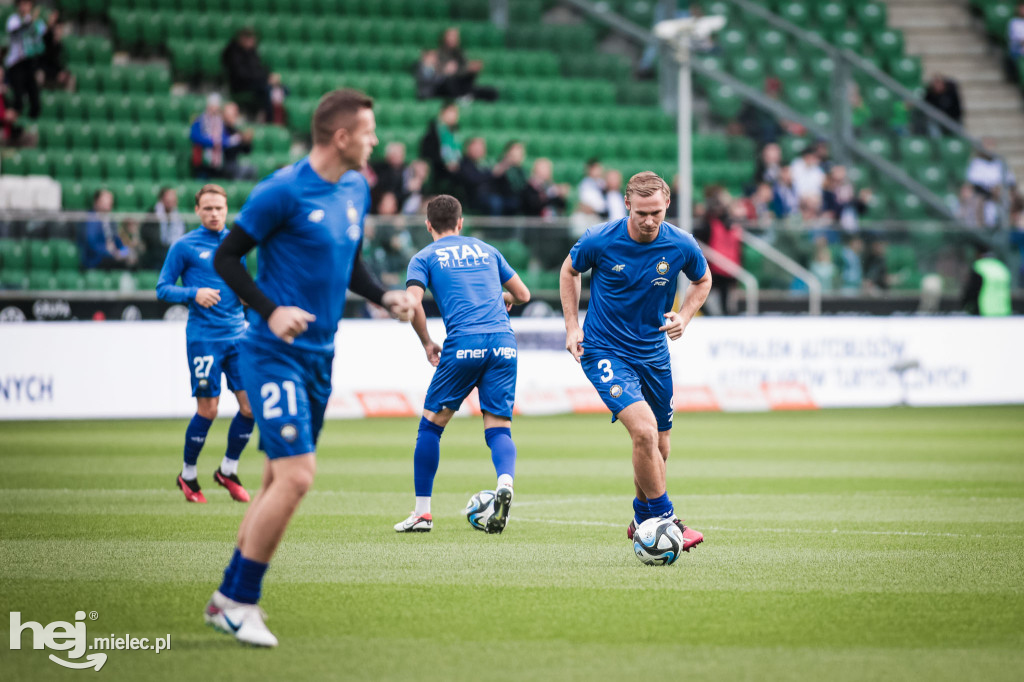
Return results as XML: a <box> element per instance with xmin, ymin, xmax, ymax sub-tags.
<box><xmin>633</xmin><ymin>518</ymin><xmax>684</xmax><ymax>566</ymax></box>
<box><xmin>464</xmin><ymin>490</ymin><xmax>496</xmax><ymax>531</ymax></box>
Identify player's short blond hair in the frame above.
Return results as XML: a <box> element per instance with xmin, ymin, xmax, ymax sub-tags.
<box><xmin>194</xmin><ymin>183</ymin><xmax>227</xmax><ymax>206</ymax></box>
<box><xmin>625</xmin><ymin>171</ymin><xmax>671</xmax><ymax>201</ymax></box>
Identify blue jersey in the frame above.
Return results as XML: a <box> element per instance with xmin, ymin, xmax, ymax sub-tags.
<box><xmin>235</xmin><ymin>157</ymin><xmax>370</xmax><ymax>354</ymax></box>
<box><xmin>570</xmin><ymin>218</ymin><xmax>707</xmax><ymax>364</ymax></box>
<box><xmin>156</xmin><ymin>226</ymin><xmax>246</xmax><ymax>341</ymax></box>
<box><xmin>406</xmin><ymin>235</ymin><xmax>516</xmax><ymax>338</ymax></box>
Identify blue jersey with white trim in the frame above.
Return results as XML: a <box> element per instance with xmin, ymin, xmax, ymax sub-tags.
<box><xmin>569</xmin><ymin>218</ymin><xmax>707</xmax><ymax>364</ymax></box>
<box><xmin>406</xmin><ymin>235</ymin><xmax>516</xmax><ymax>338</ymax></box>
<box><xmin>234</xmin><ymin>157</ymin><xmax>370</xmax><ymax>354</ymax></box>
<box><xmin>156</xmin><ymin>226</ymin><xmax>245</xmax><ymax>341</ymax></box>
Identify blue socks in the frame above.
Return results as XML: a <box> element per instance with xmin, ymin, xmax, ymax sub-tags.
<box><xmin>413</xmin><ymin>417</ymin><xmax>444</xmax><ymax>497</ymax></box>
<box><xmin>225</xmin><ymin>413</ymin><xmax>255</xmax><ymax>461</ymax></box>
<box><xmin>219</xmin><ymin>547</ymin><xmax>269</xmax><ymax>605</ymax></box>
<box><xmin>484</xmin><ymin>427</ymin><xmax>516</xmax><ymax>480</ymax></box>
<box><xmin>633</xmin><ymin>497</ymin><xmax>651</xmax><ymax>524</ymax></box>
<box><xmin>647</xmin><ymin>492</ymin><xmax>674</xmax><ymax>520</ymax></box>
<box><xmin>183</xmin><ymin>413</ymin><xmax>213</xmax><ymax>468</ymax></box>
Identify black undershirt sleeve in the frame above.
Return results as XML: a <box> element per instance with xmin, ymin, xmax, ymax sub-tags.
<box><xmin>213</xmin><ymin>225</ymin><xmax>278</xmax><ymax>321</ymax></box>
<box><xmin>349</xmin><ymin>248</ymin><xmax>389</xmax><ymax>307</ymax></box>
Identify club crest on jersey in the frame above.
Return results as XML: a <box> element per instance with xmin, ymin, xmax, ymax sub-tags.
<box><xmin>280</xmin><ymin>424</ymin><xmax>298</xmax><ymax>443</ymax></box>
<box><xmin>199</xmin><ymin>250</ymin><xmax>211</xmax><ymax>259</ymax></box>
<box><xmin>609</xmin><ymin>384</ymin><xmax>623</xmax><ymax>398</ymax></box>
<box><xmin>656</xmin><ymin>259</ymin><xmax>670</xmax><ymax>275</ymax></box>
<box><xmin>347</xmin><ymin>203</ymin><xmax>359</xmax><ymax>224</ymax></box>
<box><xmin>308</xmin><ymin>209</ymin><xmax>325</xmax><ymax>223</ymax></box>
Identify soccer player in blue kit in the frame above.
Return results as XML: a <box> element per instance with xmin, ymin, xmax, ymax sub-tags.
<box><xmin>559</xmin><ymin>172</ymin><xmax>711</xmax><ymax>552</ymax></box>
<box><xmin>393</xmin><ymin>195</ymin><xmax>531</xmax><ymax>534</ymax></box>
<box><xmin>157</xmin><ymin>184</ymin><xmax>253</xmax><ymax>504</ymax></box>
<box><xmin>204</xmin><ymin>89</ymin><xmax>414</xmax><ymax>647</ymax></box>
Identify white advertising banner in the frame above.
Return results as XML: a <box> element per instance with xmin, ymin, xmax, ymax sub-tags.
<box><xmin>1</xmin><ymin>317</ymin><xmax>1022</xmax><ymax>420</ymax></box>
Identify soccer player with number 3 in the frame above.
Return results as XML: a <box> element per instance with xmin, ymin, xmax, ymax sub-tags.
<box><xmin>559</xmin><ymin>171</ymin><xmax>711</xmax><ymax>552</ymax></box>
<box><xmin>205</xmin><ymin>90</ymin><xmax>414</xmax><ymax>647</ymax></box>
<box><xmin>157</xmin><ymin>184</ymin><xmax>254</xmax><ymax>505</ymax></box>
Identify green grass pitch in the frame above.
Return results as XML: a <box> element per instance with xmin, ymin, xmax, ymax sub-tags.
<box><xmin>2</xmin><ymin>407</ymin><xmax>1023</xmax><ymax>681</ymax></box>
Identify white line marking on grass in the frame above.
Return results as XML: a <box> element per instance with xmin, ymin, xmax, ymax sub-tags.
<box><xmin>513</xmin><ymin>517</ymin><xmax>984</xmax><ymax>538</ymax></box>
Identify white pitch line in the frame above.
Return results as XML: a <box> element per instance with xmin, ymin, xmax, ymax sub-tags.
<box><xmin>513</xmin><ymin>517</ymin><xmax>985</xmax><ymax>538</ymax></box>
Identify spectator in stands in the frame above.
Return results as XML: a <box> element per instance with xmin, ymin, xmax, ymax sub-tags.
<box><xmin>4</xmin><ymin>0</ymin><xmax>45</xmax><ymax>119</ymax></box>
<box><xmin>493</xmin><ymin>140</ymin><xmax>528</xmax><ymax>216</ymax></box>
<box><xmin>221</xmin><ymin>27</ymin><xmax>285</xmax><ymax>124</ymax></box>
<box><xmin>753</xmin><ymin>142</ymin><xmax>783</xmax><ymax>185</ymax></box>
<box><xmin>415</xmin><ymin>49</ymin><xmax>444</xmax><ymax>100</ymax></box>
<box><xmin>154</xmin><ymin>187</ymin><xmax>186</xmax><ymax>249</ymax></box>
<box><xmin>955</xmin><ymin>182</ymin><xmax>985</xmax><ymax>229</ymax></box>
<box><xmin>401</xmin><ymin>159</ymin><xmax>431</xmax><ymax>215</ymax></box>
<box><xmin>790</xmin><ymin>144</ymin><xmax>826</xmax><ymax>201</ymax></box>
<box><xmin>220</xmin><ymin>101</ymin><xmax>257</xmax><ymax>180</ymax></box>
<box><xmin>575</xmin><ymin>158</ymin><xmax>607</xmax><ymax>217</ymax></box>
<box><xmin>1006</xmin><ymin>3</ymin><xmax>1024</xmax><ymax>82</ymax></box>
<box><xmin>370</xmin><ymin>142</ymin><xmax>408</xmax><ymax>209</ymax></box>
<box><xmin>798</xmin><ymin>195</ymin><xmax>828</xmax><ymax>229</ymax></box>
<box><xmin>435</xmin><ymin>27</ymin><xmax>498</xmax><ymax>101</ymax></box>
<box><xmin>420</xmin><ymin>101</ymin><xmax>462</xmax><ymax>193</ymax></box>
<box><xmin>962</xmin><ymin>244</ymin><xmax>1012</xmax><ymax>315</ymax></box>
<box><xmin>81</xmin><ymin>189</ymin><xmax>135</xmax><ymax>270</ymax></box>
<box><xmin>604</xmin><ymin>169</ymin><xmax>627</xmax><ymax>221</ymax></box>
<box><xmin>839</xmin><ymin>235</ymin><xmax>864</xmax><ymax>293</ymax></box>
<box><xmin>375</xmin><ymin>192</ymin><xmax>400</xmax><ymax>217</ymax></box>
<box><xmin>522</xmin><ymin>158</ymin><xmax>569</xmax><ymax>217</ymax></box>
<box><xmin>737</xmin><ymin>181</ymin><xmax>775</xmax><ymax>227</ymax></box>
<box><xmin>38</xmin><ymin>9</ymin><xmax>73</xmax><ymax>91</ymax></box>
<box><xmin>693</xmin><ymin>186</ymin><xmax>742</xmax><ymax>315</ymax></box>
<box><xmin>967</xmin><ymin>138</ymin><xmax>1016</xmax><ymax>197</ymax></box>
<box><xmin>863</xmin><ymin>238</ymin><xmax>890</xmax><ymax>293</ymax></box>
<box><xmin>0</xmin><ymin>67</ymin><xmax>29</xmax><ymax>147</ymax></box>
<box><xmin>735</xmin><ymin>78</ymin><xmax>801</xmax><ymax>146</ymax></box>
<box><xmin>190</xmin><ymin>93</ymin><xmax>249</xmax><ymax>179</ymax></box>
<box><xmin>809</xmin><ymin>235</ymin><xmax>836</xmax><ymax>291</ymax></box>
<box><xmin>118</xmin><ymin>218</ymin><xmax>146</xmax><ymax>267</ymax></box>
<box><xmin>923</xmin><ymin>74</ymin><xmax>962</xmax><ymax>137</ymax></box>
<box><xmin>848</xmin><ymin>83</ymin><xmax>871</xmax><ymax>130</ymax></box>
<box><xmin>457</xmin><ymin>136</ymin><xmax>500</xmax><ymax>215</ymax></box>
<box><xmin>771</xmin><ymin>164</ymin><xmax>799</xmax><ymax>218</ymax></box>
<box><xmin>821</xmin><ymin>165</ymin><xmax>870</xmax><ymax>232</ymax></box>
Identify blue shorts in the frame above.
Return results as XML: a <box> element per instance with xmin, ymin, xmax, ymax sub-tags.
<box><xmin>424</xmin><ymin>332</ymin><xmax>517</xmax><ymax>418</ymax></box>
<box><xmin>581</xmin><ymin>350</ymin><xmax>674</xmax><ymax>431</ymax></box>
<box><xmin>239</xmin><ymin>337</ymin><xmax>333</xmax><ymax>459</ymax></box>
<box><xmin>186</xmin><ymin>337</ymin><xmax>244</xmax><ymax>398</ymax></box>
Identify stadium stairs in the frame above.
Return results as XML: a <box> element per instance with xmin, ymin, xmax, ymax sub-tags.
<box><xmin>883</xmin><ymin>0</ymin><xmax>1024</xmax><ymax>182</ymax></box>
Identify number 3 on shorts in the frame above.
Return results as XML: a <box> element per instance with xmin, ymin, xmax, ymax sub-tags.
<box><xmin>261</xmin><ymin>380</ymin><xmax>298</xmax><ymax>419</ymax></box>
<box><xmin>597</xmin><ymin>359</ymin><xmax>613</xmax><ymax>383</ymax></box>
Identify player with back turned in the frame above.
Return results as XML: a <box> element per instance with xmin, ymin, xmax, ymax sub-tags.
<box><xmin>559</xmin><ymin>171</ymin><xmax>711</xmax><ymax>551</ymax></box>
<box><xmin>394</xmin><ymin>195</ymin><xmax>531</xmax><ymax>534</ymax></box>
<box><xmin>156</xmin><ymin>184</ymin><xmax>253</xmax><ymax>504</ymax></box>
<box><xmin>205</xmin><ymin>89</ymin><xmax>414</xmax><ymax>647</ymax></box>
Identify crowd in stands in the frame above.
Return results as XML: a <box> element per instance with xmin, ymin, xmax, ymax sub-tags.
<box><xmin>78</xmin><ymin>185</ymin><xmax>186</xmax><ymax>272</ymax></box>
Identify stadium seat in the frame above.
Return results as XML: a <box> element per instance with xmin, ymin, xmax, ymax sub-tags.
<box><xmin>898</xmin><ymin>137</ymin><xmax>934</xmax><ymax>168</ymax></box>
<box><xmin>917</xmin><ymin>164</ymin><xmax>949</xmax><ymax>193</ymax></box>
<box><xmin>55</xmin><ymin>271</ymin><xmax>84</xmax><ymax>290</ymax></box>
<box><xmin>777</xmin><ymin>1</ymin><xmax>810</xmax><ymax>26</ymax></box>
<box><xmin>0</xmin><ymin>268</ymin><xmax>28</xmax><ymax>289</ymax></box>
<box><xmin>717</xmin><ymin>28</ymin><xmax>747</xmax><ymax>59</ymax></box>
<box><xmin>0</xmin><ymin>239</ymin><xmax>27</xmax><ymax>270</ymax></box>
<box><xmin>28</xmin><ymin>240</ymin><xmax>55</xmax><ymax>271</ymax></box>
<box><xmin>815</xmin><ymin>2</ymin><xmax>847</xmax><ymax>31</ymax></box>
<box><xmin>861</xmin><ymin>134</ymin><xmax>894</xmax><ymax>158</ymax></box>
<box><xmin>732</xmin><ymin>56</ymin><xmax>766</xmax><ymax>87</ymax></box>
<box><xmin>84</xmin><ymin>269</ymin><xmax>117</xmax><ymax>291</ymax></box>
<box><xmin>855</xmin><ymin>2</ymin><xmax>888</xmax><ymax>30</ymax></box>
<box><xmin>28</xmin><ymin>269</ymin><xmax>59</xmax><ymax>291</ymax></box>
<box><xmin>889</xmin><ymin>56</ymin><xmax>922</xmax><ymax>88</ymax></box>
<box><xmin>937</xmin><ymin>137</ymin><xmax>971</xmax><ymax>169</ymax></box>
<box><xmin>872</xmin><ymin>29</ymin><xmax>904</xmax><ymax>60</ymax></box>
<box><xmin>756</xmin><ymin>29</ymin><xmax>787</xmax><ymax>59</ymax></box>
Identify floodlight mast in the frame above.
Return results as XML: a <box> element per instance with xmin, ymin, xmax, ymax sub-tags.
<box><xmin>654</xmin><ymin>16</ymin><xmax>726</xmax><ymax>231</ymax></box>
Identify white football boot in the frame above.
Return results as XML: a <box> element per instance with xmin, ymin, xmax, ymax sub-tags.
<box><xmin>204</xmin><ymin>591</ymin><xmax>278</xmax><ymax>647</ymax></box>
<box><xmin>394</xmin><ymin>512</ymin><xmax>433</xmax><ymax>532</ymax></box>
<box><xmin>486</xmin><ymin>486</ymin><xmax>513</xmax><ymax>534</ymax></box>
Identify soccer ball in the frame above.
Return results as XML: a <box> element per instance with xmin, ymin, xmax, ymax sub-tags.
<box><xmin>464</xmin><ymin>490</ymin><xmax>496</xmax><ymax>531</ymax></box>
<box><xmin>633</xmin><ymin>518</ymin><xmax>684</xmax><ymax>566</ymax></box>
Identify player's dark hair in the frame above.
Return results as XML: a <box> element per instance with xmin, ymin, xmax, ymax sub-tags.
<box><xmin>427</xmin><ymin>194</ymin><xmax>462</xmax><ymax>234</ymax></box>
<box><xmin>312</xmin><ymin>89</ymin><xmax>374</xmax><ymax>146</ymax></box>
<box><xmin>195</xmin><ymin>183</ymin><xmax>227</xmax><ymax>206</ymax></box>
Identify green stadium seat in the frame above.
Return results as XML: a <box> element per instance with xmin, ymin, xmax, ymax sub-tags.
<box><xmin>898</xmin><ymin>136</ymin><xmax>934</xmax><ymax>167</ymax></box>
<box><xmin>25</xmin><ymin>152</ymin><xmax>52</xmax><ymax>176</ymax></box>
<box><xmin>0</xmin><ymin>240</ymin><xmax>27</xmax><ymax>270</ymax></box>
<box><xmin>732</xmin><ymin>56</ymin><xmax>766</xmax><ymax>86</ymax></box>
<box><xmin>983</xmin><ymin>2</ymin><xmax>1014</xmax><ymax>40</ymax></box>
<box><xmin>84</xmin><ymin>270</ymin><xmax>117</xmax><ymax>291</ymax></box>
<box><xmin>0</xmin><ymin>268</ymin><xmax>28</xmax><ymax>290</ymax></box>
<box><xmin>756</xmin><ymin>29</ymin><xmax>787</xmax><ymax>59</ymax></box>
<box><xmin>872</xmin><ymin>29</ymin><xmax>904</xmax><ymax>60</ymax></box>
<box><xmin>889</xmin><ymin>56</ymin><xmax>922</xmax><ymax>88</ymax></box>
<box><xmin>815</xmin><ymin>1</ymin><xmax>847</xmax><ymax>31</ymax></box>
<box><xmin>892</xmin><ymin>192</ymin><xmax>928</xmax><ymax>220</ymax></box>
<box><xmin>28</xmin><ymin>240</ymin><xmax>55</xmax><ymax>271</ymax></box>
<box><xmin>778</xmin><ymin>1</ymin><xmax>811</xmax><ymax>26</ymax></box>
<box><xmin>708</xmin><ymin>84</ymin><xmax>743</xmax><ymax>119</ymax></box>
<box><xmin>135</xmin><ymin>270</ymin><xmax>160</xmax><ymax>291</ymax></box>
<box><xmin>771</xmin><ymin>56</ymin><xmax>803</xmax><ymax>81</ymax></box>
<box><xmin>855</xmin><ymin>2</ymin><xmax>887</xmax><ymax>30</ymax></box>
<box><xmin>785</xmin><ymin>83</ymin><xmax>819</xmax><ymax>114</ymax></box>
<box><xmin>717</xmin><ymin>28</ymin><xmax>747</xmax><ymax>59</ymax></box>
<box><xmin>833</xmin><ymin>29</ymin><xmax>864</xmax><ymax>53</ymax></box>
<box><xmin>937</xmin><ymin>137</ymin><xmax>971</xmax><ymax>169</ymax></box>
<box><xmin>55</xmin><ymin>271</ymin><xmax>84</xmax><ymax>290</ymax></box>
<box><xmin>780</xmin><ymin>136</ymin><xmax>808</xmax><ymax>161</ymax></box>
<box><xmin>863</xmin><ymin>84</ymin><xmax>896</xmax><ymax>121</ymax></box>
<box><xmin>861</xmin><ymin>133</ymin><xmax>894</xmax><ymax>158</ymax></box>
<box><xmin>28</xmin><ymin>269</ymin><xmax>58</xmax><ymax>291</ymax></box>
<box><xmin>917</xmin><ymin>164</ymin><xmax>949</xmax><ymax>193</ymax></box>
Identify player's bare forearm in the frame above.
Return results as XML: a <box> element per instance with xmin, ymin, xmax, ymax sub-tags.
<box><xmin>679</xmin><ymin>272</ymin><xmax>712</xmax><ymax>324</ymax></box>
<box><xmin>503</xmin><ymin>274</ymin><xmax>531</xmax><ymax>307</ymax></box>
<box><xmin>559</xmin><ymin>256</ymin><xmax>582</xmax><ymax>331</ymax></box>
<box><xmin>406</xmin><ymin>285</ymin><xmax>432</xmax><ymax>346</ymax></box>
